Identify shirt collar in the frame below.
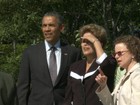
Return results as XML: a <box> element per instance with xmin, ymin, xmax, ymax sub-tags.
<box><xmin>44</xmin><ymin>40</ymin><xmax>61</xmax><ymax>52</ymax></box>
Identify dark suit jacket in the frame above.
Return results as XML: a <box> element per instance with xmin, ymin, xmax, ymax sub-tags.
<box><xmin>63</xmin><ymin>56</ymin><xmax>117</xmax><ymax>105</ymax></box>
<box><xmin>17</xmin><ymin>41</ymin><xmax>81</xmax><ymax>105</ymax></box>
<box><xmin>0</xmin><ymin>72</ymin><xmax>17</xmax><ymax>105</ymax></box>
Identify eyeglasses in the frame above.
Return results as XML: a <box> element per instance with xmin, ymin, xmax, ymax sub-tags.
<box><xmin>113</xmin><ymin>51</ymin><xmax>128</xmax><ymax>57</ymax></box>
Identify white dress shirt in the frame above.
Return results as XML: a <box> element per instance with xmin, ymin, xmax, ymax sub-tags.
<box><xmin>45</xmin><ymin>40</ymin><xmax>61</xmax><ymax>75</ymax></box>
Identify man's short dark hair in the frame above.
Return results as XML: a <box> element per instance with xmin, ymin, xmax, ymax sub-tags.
<box><xmin>43</xmin><ymin>11</ymin><xmax>64</xmax><ymax>26</ymax></box>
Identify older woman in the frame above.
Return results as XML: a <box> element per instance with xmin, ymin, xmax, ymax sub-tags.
<box><xmin>63</xmin><ymin>24</ymin><xmax>117</xmax><ymax>105</ymax></box>
<box><xmin>96</xmin><ymin>35</ymin><xmax>140</xmax><ymax>105</ymax></box>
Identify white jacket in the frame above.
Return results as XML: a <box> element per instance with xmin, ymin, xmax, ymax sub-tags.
<box><xmin>96</xmin><ymin>63</ymin><xmax>140</xmax><ymax>105</ymax></box>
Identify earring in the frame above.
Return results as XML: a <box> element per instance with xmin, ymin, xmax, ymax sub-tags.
<box><xmin>132</xmin><ymin>56</ymin><xmax>134</xmax><ymax>59</ymax></box>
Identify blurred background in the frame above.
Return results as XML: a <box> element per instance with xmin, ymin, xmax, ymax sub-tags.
<box><xmin>0</xmin><ymin>0</ymin><xmax>140</xmax><ymax>81</ymax></box>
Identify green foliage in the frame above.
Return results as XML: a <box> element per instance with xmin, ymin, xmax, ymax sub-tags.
<box><xmin>0</xmin><ymin>44</ymin><xmax>28</xmax><ymax>81</ymax></box>
<box><xmin>0</xmin><ymin>54</ymin><xmax>20</xmax><ymax>81</ymax></box>
<box><xmin>0</xmin><ymin>0</ymin><xmax>140</xmax><ymax>81</ymax></box>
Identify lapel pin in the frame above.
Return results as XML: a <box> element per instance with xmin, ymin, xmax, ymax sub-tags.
<box><xmin>64</xmin><ymin>53</ymin><xmax>68</xmax><ymax>55</ymax></box>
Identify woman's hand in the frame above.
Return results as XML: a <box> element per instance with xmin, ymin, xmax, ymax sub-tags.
<box><xmin>81</xmin><ymin>33</ymin><xmax>104</xmax><ymax>59</ymax></box>
<box><xmin>81</xmin><ymin>34</ymin><xmax>98</xmax><ymax>45</ymax></box>
<box><xmin>95</xmin><ymin>69</ymin><xmax>107</xmax><ymax>90</ymax></box>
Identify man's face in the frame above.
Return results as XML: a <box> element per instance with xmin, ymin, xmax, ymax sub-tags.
<box><xmin>41</xmin><ymin>16</ymin><xmax>63</xmax><ymax>45</ymax></box>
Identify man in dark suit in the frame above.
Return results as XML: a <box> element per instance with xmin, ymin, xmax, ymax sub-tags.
<box><xmin>17</xmin><ymin>11</ymin><xmax>81</xmax><ymax>105</ymax></box>
<box><xmin>0</xmin><ymin>71</ymin><xmax>17</xmax><ymax>105</ymax></box>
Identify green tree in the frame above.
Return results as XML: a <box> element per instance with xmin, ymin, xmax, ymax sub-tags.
<box><xmin>0</xmin><ymin>0</ymin><xmax>140</xmax><ymax>80</ymax></box>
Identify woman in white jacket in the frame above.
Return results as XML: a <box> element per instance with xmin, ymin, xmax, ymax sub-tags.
<box><xmin>95</xmin><ymin>35</ymin><xmax>140</xmax><ymax>105</ymax></box>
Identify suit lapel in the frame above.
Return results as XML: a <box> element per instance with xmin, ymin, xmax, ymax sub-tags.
<box><xmin>38</xmin><ymin>42</ymin><xmax>52</xmax><ymax>85</ymax></box>
<box><xmin>117</xmin><ymin>63</ymin><xmax>140</xmax><ymax>88</ymax></box>
<box><xmin>54</xmin><ymin>43</ymin><xmax>69</xmax><ymax>86</ymax></box>
<box><xmin>113</xmin><ymin>63</ymin><xmax>140</xmax><ymax>104</ymax></box>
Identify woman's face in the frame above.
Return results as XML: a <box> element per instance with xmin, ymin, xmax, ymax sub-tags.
<box><xmin>81</xmin><ymin>32</ymin><xmax>95</xmax><ymax>57</ymax></box>
<box><xmin>114</xmin><ymin>43</ymin><xmax>134</xmax><ymax>69</ymax></box>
